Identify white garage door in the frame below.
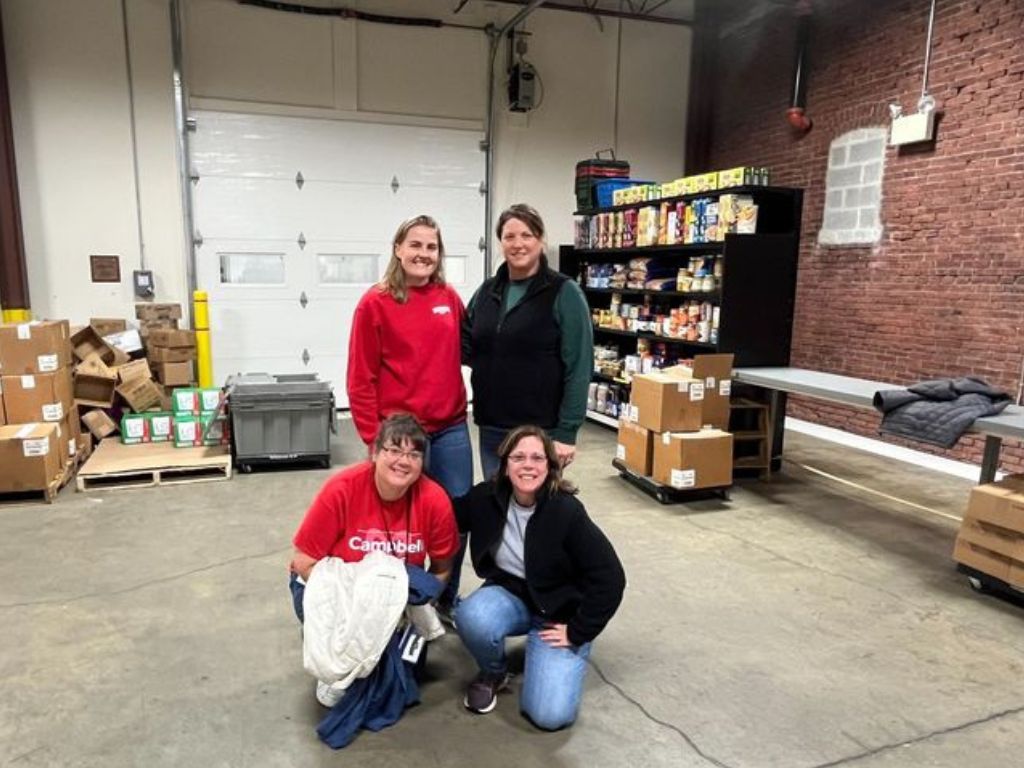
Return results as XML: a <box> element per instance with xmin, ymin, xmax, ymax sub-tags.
<box><xmin>190</xmin><ymin>110</ymin><xmax>485</xmax><ymax>407</ymax></box>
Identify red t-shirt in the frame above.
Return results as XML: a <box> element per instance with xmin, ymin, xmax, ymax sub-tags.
<box><xmin>346</xmin><ymin>282</ymin><xmax>467</xmax><ymax>445</ymax></box>
<box><xmin>293</xmin><ymin>462</ymin><xmax>458</xmax><ymax>569</ymax></box>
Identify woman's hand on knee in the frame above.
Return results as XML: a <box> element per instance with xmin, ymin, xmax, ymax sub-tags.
<box><xmin>538</xmin><ymin>622</ymin><xmax>571</xmax><ymax>648</ymax></box>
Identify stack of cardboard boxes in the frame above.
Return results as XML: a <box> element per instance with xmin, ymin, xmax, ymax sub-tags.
<box><xmin>616</xmin><ymin>354</ymin><xmax>735</xmax><ymax>491</ymax></box>
<box><xmin>172</xmin><ymin>386</ymin><xmax>230</xmax><ymax>448</ymax></box>
<box><xmin>954</xmin><ymin>475</ymin><xmax>1024</xmax><ymax>589</ymax></box>
<box><xmin>0</xmin><ymin>320</ymin><xmax>81</xmax><ymax>493</ymax></box>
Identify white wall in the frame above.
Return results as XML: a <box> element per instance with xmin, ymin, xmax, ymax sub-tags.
<box><xmin>2</xmin><ymin>0</ymin><xmax>690</xmax><ymax>321</ymax></box>
<box><xmin>2</xmin><ymin>0</ymin><xmax>185</xmax><ymax>323</ymax></box>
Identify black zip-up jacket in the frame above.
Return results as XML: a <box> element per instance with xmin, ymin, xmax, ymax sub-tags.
<box><xmin>462</xmin><ymin>258</ymin><xmax>569</xmax><ymax>431</ymax></box>
<box><xmin>454</xmin><ymin>480</ymin><xmax>626</xmax><ymax>646</ymax></box>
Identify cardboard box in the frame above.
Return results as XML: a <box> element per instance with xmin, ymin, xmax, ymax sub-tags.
<box><xmin>172</xmin><ymin>387</ymin><xmax>222</xmax><ymax>415</ymax></box>
<box><xmin>116</xmin><ymin>376</ymin><xmax>163</xmax><ymax>413</ymax></box>
<box><xmin>55</xmin><ymin>406</ymin><xmax>81</xmax><ymax>466</ymax></box>
<box><xmin>173</xmin><ymin>412</ymin><xmax>230</xmax><ymax>448</ymax></box>
<box><xmin>956</xmin><ymin>518</ymin><xmax>1023</xmax><ymax>561</ymax></box>
<box><xmin>121</xmin><ymin>413</ymin><xmax>150</xmax><ymax>445</ymax></box>
<box><xmin>147</xmin><ymin>328</ymin><xmax>196</xmax><ymax>348</ymax></box>
<box><xmin>953</xmin><ymin>536</ymin><xmax>1012</xmax><ymax>583</ymax></box>
<box><xmin>0</xmin><ymin>423</ymin><xmax>63</xmax><ymax>492</ymax></box>
<box><xmin>668</xmin><ymin>354</ymin><xmax>734</xmax><ymax>430</ymax></box>
<box><xmin>0</xmin><ymin>388</ymin><xmax>5</xmax><ymax>426</ymax></box>
<box><xmin>147</xmin><ymin>345</ymin><xmax>196</xmax><ymax>364</ymax></box>
<box><xmin>70</xmin><ymin>325</ymin><xmax>118</xmax><ymax>364</ymax></box>
<box><xmin>963</xmin><ymin>475</ymin><xmax>1024</xmax><ymax>532</ymax></box>
<box><xmin>652</xmin><ymin>429</ymin><xmax>733</xmax><ymax>489</ymax></box>
<box><xmin>0</xmin><ymin>320</ymin><xmax>72</xmax><ymax>374</ymax></box>
<box><xmin>117</xmin><ymin>358</ymin><xmax>152</xmax><ymax>383</ymax></box>
<box><xmin>135</xmin><ymin>303</ymin><xmax>183</xmax><ymax>321</ymax></box>
<box><xmin>74</xmin><ymin>369</ymin><xmax>118</xmax><ymax>408</ymax></box>
<box><xmin>77</xmin><ymin>431</ymin><xmax>93</xmax><ymax>462</ymax></box>
<box><xmin>76</xmin><ymin>353</ymin><xmax>115</xmax><ymax>378</ymax></box>
<box><xmin>616</xmin><ymin>419</ymin><xmax>653</xmax><ymax>475</ymax></box>
<box><xmin>81</xmin><ymin>409</ymin><xmax>119</xmax><ymax>441</ymax></box>
<box><xmin>90</xmin><ymin>318</ymin><xmax>127</xmax><ymax>337</ymax></box>
<box><xmin>1</xmin><ymin>369</ymin><xmax>74</xmax><ymax>423</ymax></box>
<box><xmin>630</xmin><ymin>370</ymin><xmax>706</xmax><ymax>433</ymax></box>
<box><xmin>153</xmin><ymin>360</ymin><xmax>194</xmax><ymax>387</ymax></box>
<box><xmin>104</xmin><ymin>328</ymin><xmax>144</xmax><ymax>355</ymax></box>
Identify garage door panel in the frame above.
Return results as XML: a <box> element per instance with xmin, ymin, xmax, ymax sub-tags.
<box><xmin>291</xmin><ymin>184</ymin><xmax>394</xmax><ymax>242</ymax></box>
<box><xmin>193</xmin><ymin>177</ymin><xmax>303</xmax><ymax>240</ymax></box>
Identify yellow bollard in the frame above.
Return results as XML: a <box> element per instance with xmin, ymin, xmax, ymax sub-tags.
<box><xmin>2</xmin><ymin>308</ymin><xmax>32</xmax><ymax>323</ymax></box>
<box><xmin>193</xmin><ymin>290</ymin><xmax>214</xmax><ymax>387</ymax></box>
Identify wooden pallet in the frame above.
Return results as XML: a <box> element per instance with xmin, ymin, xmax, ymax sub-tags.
<box><xmin>76</xmin><ymin>438</ymin><xmax>232</xmax><ymax>492</ymax></box>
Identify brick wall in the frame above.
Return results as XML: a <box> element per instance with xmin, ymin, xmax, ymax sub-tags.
<box><xmin>702</xmin><ymin>0</ymin><xmax>1024</xmax><ymax>472</ymax></box>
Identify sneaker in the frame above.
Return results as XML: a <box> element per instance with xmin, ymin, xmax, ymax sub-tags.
<box><xmin>463</xmin><ymin>671</ymin><xmax>511</xmax><ymax>714</ymax></box>
<box><xmin>316</xmin><ymin>680</ymin><xmax>345</xmax><ymax>708</ymax></box>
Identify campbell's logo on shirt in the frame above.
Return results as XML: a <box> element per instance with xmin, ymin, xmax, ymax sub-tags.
<box><xmin>349</xmin><ymin>528</ymin><xmax>424</xmax><ymax>556</ymax></box>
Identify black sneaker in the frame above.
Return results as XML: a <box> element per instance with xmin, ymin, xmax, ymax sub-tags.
<box><xmin>463</xmin><ymin>671</ymin><xmax>511</xmax><ymax>714</ymax></box>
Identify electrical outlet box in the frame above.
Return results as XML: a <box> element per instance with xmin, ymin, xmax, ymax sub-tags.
<box><xmin>889</xmin><ymin>111</ymin><xmax>936</xmax><ymax>146</ymax></box>
<box><xmin>133</xmin><ymin>269</ymin><xmax>154</xmax><ymax>298</ymax></box>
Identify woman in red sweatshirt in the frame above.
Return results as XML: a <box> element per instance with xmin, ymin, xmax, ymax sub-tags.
<box><xmin>346</xmin><ymin>215</ymin><xmax>472</xmax><ymax>615</ymax></box>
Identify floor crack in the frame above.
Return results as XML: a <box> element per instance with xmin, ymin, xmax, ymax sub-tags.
<box><xmin>588</xmin><ymin>658</ymin><xmax>737</xmax><ymax>768</ymax></box>
<box><xmin>806</xmin><ymin>702</ymin><xmax>1024</xmax><ymax>767</ymax></box>
<box><xmin>0</xmin><ymin>546</ymin><xmax>290</xmax><ymax>610</ymax></box>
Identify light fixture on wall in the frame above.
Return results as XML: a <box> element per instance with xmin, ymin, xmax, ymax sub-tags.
<box><xmin>888</xmin><ymin>0</ymin><xmax>939</xmax><ymax>147</ymax></box>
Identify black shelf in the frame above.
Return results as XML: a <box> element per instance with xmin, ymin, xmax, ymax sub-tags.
<box><xmin>593</xmin><ymin>326</ymin><xmax>718</xmax><ymax>349</ymax></box>
<box><xmin>573</xmin><ymin>242</ymin><xmax>724</xmax><ymax>257</ymax></box>
<box><xmin>574</xmin><ymin>185</ymin><xmax>795</xmax><ymax>216</ymax></box>
<box><xmin>592</xmin><ymin>371</ymin><xmax>628</xmax><ymax>385</ymax></box>
<box><xmin>583</xmin><ymin>287</ymin><xmax>720</xmax><ymax>301</ymax></box>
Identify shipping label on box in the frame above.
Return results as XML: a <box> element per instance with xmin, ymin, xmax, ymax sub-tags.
<box><xmin>0</xmin><ymin>320</ymin><xmax>72</xmax><ymax>374</ymax></box>
<box><xmin>0</xmin><ymin>423</ymin><xmax>62</xmax><ymax>492</ymax></box>
<box><xmin>173</xmin><ymin>414</ymin><xmax>201</xmax><ymax>447</ymax></box>
<box><xmin>652</xmin><ymin>429</ymin><xmax>733</xmax><ymax>489</ymax></box>
<box><xmin>103</xmin><ymin>329</ymin><xmax>143</xmax><ymax>355</ymax></box>
<box><xmin>120</xmin><ymin>413</ymin><xmax>150</xmax><ymax>445</ymax></box>
<box><xmin>1</xmin><ymin>369</ymin><xmax>73</xmax><ymax>423</ymax></box>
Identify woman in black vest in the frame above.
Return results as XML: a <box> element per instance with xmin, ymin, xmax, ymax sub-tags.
<box><xmin>462</xmin><ymin>204</ymin><xmax>594</xmax><ymax>479</ymax></box>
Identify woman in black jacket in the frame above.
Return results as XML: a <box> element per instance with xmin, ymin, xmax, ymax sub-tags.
<box><xmin>453</xmin><ymin>425</ymin><xmax>626</xmax><ymax>730</ymax></box>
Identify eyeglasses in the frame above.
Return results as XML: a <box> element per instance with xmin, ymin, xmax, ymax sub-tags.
<box><xmin>508</xmin><ymin>452</ymin><xmax>547</xmax><ymax>465</ymax></box>
<box><xmin>381</xmin><ymin>445</ymin><xmax>424</xmax><ymax>463</ymax></box>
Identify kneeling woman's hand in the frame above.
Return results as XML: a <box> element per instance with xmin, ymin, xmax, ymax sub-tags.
<box><xmin>538</xmin><ymin>622</ymin><xmax>571</xmax><ymax>648</ymax></box>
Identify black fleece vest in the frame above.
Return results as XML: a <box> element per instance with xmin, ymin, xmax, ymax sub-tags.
<box><xmin>469</xmin><ymin>264</ymin><xmax>568</xmax><ymax>430</ymax></box>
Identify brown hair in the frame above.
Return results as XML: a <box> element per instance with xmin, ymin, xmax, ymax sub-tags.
<box><xmin>495</xmin><ymin>203</ymin><xmax>546</xmax><ymax>242</ymax></box>
<box><xmin>495</xmin><ymin>425</ymin><xmax>577</xmax><ymax>497</ymax></box>
<box><xmin>373</xmin><ymin>412</ymin><xmax>428</xmax><ymax>454</ymax></box>
<box><xmin>380</xmin><ymin>215</ymin><xmax>446</xmax><ymax>304</ymax></box>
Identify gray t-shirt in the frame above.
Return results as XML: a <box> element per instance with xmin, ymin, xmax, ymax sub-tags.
<box><xmin>494</xmin><ymin>497</ymin><xmax>535</xmax><ymax>579</ymax></box>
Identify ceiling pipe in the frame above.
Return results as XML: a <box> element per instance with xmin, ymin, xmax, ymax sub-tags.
<box><xmin>486</xmin><ymin>0</ymin><xmax>691</xmax><ymax>27</ymax></box>
<box><xmin>786</xmin><ymin>0</ymin><xmax>812</xmax><ymax>134</ymax></box>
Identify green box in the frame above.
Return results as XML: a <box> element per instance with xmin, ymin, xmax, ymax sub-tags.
<box><xmin>199</xmin><ymin>410</ymin><xmax>231</xmax><ymax>446</ymax></box>
<box><xmin>147</xmin><ymin>411</ymin><xmax>174</xmax><ymax>443</ymax></box>
<box><xmin>173</xmin><ymin>414</ymin><xmax>200</xmax><ymax>448</ymax></box>
<box><xmin>171</xmin><ymin>387</ymin><xmax>222</xmax><ymax>415</ymax></box>
<box><xmin>120</xmin><ymin>413</ymin><xmax>149</xmax><ymax>445</ymax></box>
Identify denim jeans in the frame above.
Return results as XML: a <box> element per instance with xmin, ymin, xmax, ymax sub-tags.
<box><xmin>477</xmin><ymin>425</ymin><xmax>509</xmax><ymax>482</ymax></box>
<box><xmin>455</xmin><ymin>585</ymin><xmax>592</xmax><ymax>731</ymax></box>
<box><xmin>425</xmin><ymin>421</ymin><xmax>473</xmax><ymax>607</ymax></box>
<box><xmin>289</xmin><ymin>572</ymin><xmax>305</xmax><ymax>622</ymax></box>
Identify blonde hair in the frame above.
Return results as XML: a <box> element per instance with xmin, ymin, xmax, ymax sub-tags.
<box><xmin>380</xmin><ymin>215</ymin><xmax>446</xmax><ymax>303</ymax></box>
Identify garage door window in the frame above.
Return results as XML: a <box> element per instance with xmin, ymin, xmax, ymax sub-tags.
<box><xmin>219</xmin><ymin>252</ymin><xmax>286</xmax><ymax>285</ymax></box>
<box><xmin>317</xmin><ymin>253</ymin><xmax>379</xmax><ymax>285</ymax></box>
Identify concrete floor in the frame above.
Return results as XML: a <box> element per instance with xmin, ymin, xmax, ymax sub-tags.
<box><xmin>2</xmin><ymin>421</ymin><xmax>1023</xmax><ymax>767</ymax></box>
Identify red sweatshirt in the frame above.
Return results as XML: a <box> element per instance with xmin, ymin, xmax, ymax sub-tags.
<box><xmin>347</xmin><ymin>282</ymin><xmax>467</xmax><ymax>444</ymax></box>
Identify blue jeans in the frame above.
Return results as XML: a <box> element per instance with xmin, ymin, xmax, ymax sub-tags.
<box><xmin>289</xmin><ymin>572</ymin><xmax>305</xmax><ymax>622</ymax></box>
<box><xmin>455</xmin><ymin>585</ymin><xmax>592</xmax><ymax>731</ymax></box>
<box><xmin>478</xmin><ymin>425</ymin><xmax>509</xmax><ymax>482</ymax></box>
<box><xmin>425</xmin><ymin>422</ymin><xmax>473</xmax><ymax>607</ymax></box>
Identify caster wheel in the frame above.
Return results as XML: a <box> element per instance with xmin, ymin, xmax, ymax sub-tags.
<box><xmin>239</xmin><ymin>463</ymin><xmax>252</xmax><ymax>474</ymax></box>
<box><xmin>967</xmin><ymin>576</ymin><xmax>988</xmax><ymax>593</ymax></box>
<box><xmin>320</xmin><ymin>458</ymin><xmax>331</xmax><ymax>469</ymax></box>
<box><xmin>656</xmin><ymin>491</ymin><xmax>669</xmax><ymax>504</ymax></box>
